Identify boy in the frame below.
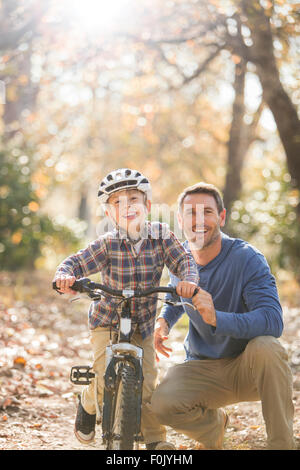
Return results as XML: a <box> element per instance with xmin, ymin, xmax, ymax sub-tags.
<box><xmin>53</xmin><ymin>168</ymin><xmax>199</xmax><ymax>450</ymax></box>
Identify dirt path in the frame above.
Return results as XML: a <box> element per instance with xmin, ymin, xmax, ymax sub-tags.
<box><xmin>0</xmin><ymin>271</ymin><xmax>299</xmax><ymax>450</ymax></box>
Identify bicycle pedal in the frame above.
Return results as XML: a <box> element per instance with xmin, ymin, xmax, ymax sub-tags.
<box><xmin>70</xmin><ymin>366</ymin><xmax>95</xmax><ymax>385</ymax></box>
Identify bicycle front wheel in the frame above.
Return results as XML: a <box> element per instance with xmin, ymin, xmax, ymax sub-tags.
<box><xmin>109</xmin><ymin>363</ymin><xmax>140</xmax><ymax>450</ymax></box>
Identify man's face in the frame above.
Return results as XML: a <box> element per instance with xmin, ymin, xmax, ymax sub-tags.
<box><xmin>106</xmin><ymin>189</ymin><xmax>150</xmax><ymax>236</ymax></box>
<box><xmin>178</xmin><ymin>193</ymin><xmax>226</xmax><ymax>249</ymax></box>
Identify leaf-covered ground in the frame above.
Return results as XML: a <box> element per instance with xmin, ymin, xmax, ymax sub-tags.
<box><xmin>0</xmin><ymin>271</ymin><xmax>299</xmax><ymax>450</ymax></box>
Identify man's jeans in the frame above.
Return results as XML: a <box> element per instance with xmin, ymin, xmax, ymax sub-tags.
<box><xmin>151</xmin><ymin>336</ymin><xmax>295</xmax><ymax>450</ymax></box>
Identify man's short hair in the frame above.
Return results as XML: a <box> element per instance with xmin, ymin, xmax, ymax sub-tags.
<box><xmin>178</xmin><ymin>182</ymin><xmax>224</xmax><ymax>214</ymax></box>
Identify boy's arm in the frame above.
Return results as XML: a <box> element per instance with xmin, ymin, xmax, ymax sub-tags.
<box><xmin>162</xmin><ymin>228</ymin><xmax>199</xmax><ymax>285</ymax></box>
<box><xmin>54</xmin><ymin>237</ymin><xmax>108</xmax><ymax>280</ymax></box>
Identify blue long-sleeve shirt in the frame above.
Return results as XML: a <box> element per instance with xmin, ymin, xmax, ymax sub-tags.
<box><xmin>159</xmin><ymin>232</ymin><xmax>283</xmax><ymax>361</ymax></box>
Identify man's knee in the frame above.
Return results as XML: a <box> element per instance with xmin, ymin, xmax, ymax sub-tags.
<box><xmin>150</xmin><ymin>382</ymin><xmax>175</xmax><ymax>422</ymax></box>
<box><xmin>245</xmin><ymin>336</ymin><xmax>288</xmax><ymax>363</ymax></box>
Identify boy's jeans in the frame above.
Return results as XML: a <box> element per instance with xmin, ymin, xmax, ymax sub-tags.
<box><xmin>150</xmin><ymin>336</ymin><xmax>295</xmax><ymax>450</ymax></box>
<box><xmin>81</xmin><ymin>326</ymin><xmax>166</xmax><ymax>445</ymax></box>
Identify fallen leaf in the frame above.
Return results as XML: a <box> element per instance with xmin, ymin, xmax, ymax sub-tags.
<box><xmin>1</xmin><ymin>398</ymin><xmax>12</xmax><ymax>409</ymax></box>
<box><xmin>194</xmin><ymin>443</ymin><xmax>206</xmax><ymax>450</ymax></box>
<box><xmin>13</xmin><ymin>356</ymin><xmax>26</xmax><ymax>368</ymax></box>
<box><xmin>26</xmin><ymin>349</ymin><xmax>39</xmax><ymax>355</ymax></box>
<box><xmin>36</xmin><ymin>382</ymin><xmax>60</xmax><ymax>394</ymax></box>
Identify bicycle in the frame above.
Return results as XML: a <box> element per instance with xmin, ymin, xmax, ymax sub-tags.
<box><xmin>53</xmin><ymin>277</ymin><xmax>193</xmax><ymax>450</ymax></box>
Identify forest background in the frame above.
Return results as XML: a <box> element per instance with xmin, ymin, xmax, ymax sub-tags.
<box><xmin>0</xmin><ymin>0</ymin><xmax>299</xmax><ymax>450</ymax></box>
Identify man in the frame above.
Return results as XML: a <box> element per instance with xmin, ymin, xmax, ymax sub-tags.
<box><xmin>151</xmin><ymin>182</ymin><xmax>295</xmax><ymax>450</ymax></box>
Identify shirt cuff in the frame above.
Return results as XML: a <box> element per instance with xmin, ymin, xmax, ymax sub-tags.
<box><xmin>183</xmin><ymin>274</ymin><xmax>199</xmax><ymax>284</ymax></box>
<box><xmin>158</xmin><ymin>311</ymin><xmax>176</xmax><ymax>331</ymax></box>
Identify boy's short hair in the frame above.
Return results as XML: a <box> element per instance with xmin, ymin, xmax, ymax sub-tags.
<box><xmin>178</xmin><ymin>182</ymin><xmax>224</xmax><ymax>214</ymax></box>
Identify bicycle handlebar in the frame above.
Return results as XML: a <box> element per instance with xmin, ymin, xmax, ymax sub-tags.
<box><xmin>52</xmin><ymin>277</ymin><xmax>178</xmax><ymax>298</ymax></box>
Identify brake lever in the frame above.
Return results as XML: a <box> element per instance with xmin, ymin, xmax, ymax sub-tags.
<box><xmin>165</xmin><ymin>300</ymin><xmax>198</xmax><ymax>311</ymax></box>
<box><xmin>69</xmin><ymin>291</ymin><xmax>102</xmax><ymax>302</ymax></box>
<box><xmin>181</xmin><ymin>302</ymin><xmax>198</xmax><ymax>310</ymax></box>
<box><xmin>69</xmin><ymin>296</ymin><xmax>81</xmax><ymax>303</ymax></box>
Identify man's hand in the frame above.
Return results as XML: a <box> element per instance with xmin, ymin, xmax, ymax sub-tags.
<box><xmin>176</xmin><ymin>281</ymin><xmax>198</xmax><ymax>298</ymax></box>
<box><xmin>54</xmin><ymin>275</ymin><xmax>77</xmax><ymax>295</ymax></box>
<box><xmin>154</xmin><ymin>318</ymin><xmax>173</xmax><ymax>362</ymax></box>
<box><xmin>192</xmin><ymin>288</ymin><xmax>217</xmax><ymax>327</ymax></box>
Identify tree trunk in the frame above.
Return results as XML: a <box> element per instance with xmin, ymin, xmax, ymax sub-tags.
<box><xmin>241</xmin><ymin>1</ymin><xmax>300</xmax><ymax>196</ymax></box>
<box><xmin>78</xmin><ymin>184</ymin><xmax>90</xmax><ymax>236</ymax></box>
<box><xmin>78</xmin><ymin>191</ymin><xmax>90</xmax><ymax>224</ymax></box>
<box><xmin>2</xmin><ymin>46</ymin><xmax>39</xmax><ymax>138</ymax></box>
<box><xmin>223</xmin><ymin>58</ymin><xmax>247</xmax><ymax>212</ymax></box>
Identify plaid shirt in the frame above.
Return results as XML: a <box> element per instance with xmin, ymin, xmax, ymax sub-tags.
<box><xmin>55</xmin><ymin>221</ymin><xmax>198</xmax><ymax>339</ymax></box>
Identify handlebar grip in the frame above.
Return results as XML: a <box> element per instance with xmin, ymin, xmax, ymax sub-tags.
<box><xmin>192</xmin><ymin>287</ymin><xmax>200</xmax><ymax>297</ymax></box>
<box><xmin>70</xmin><ymin>279</ymin><xmax>87</xmax><ymax>292</ymax></box>
<box><xmin>52</xmin><ymin>280</ymin><xmax>63</xmax><ymax>294</ymax></box>
<box><xmin>52</xmin><ymin>278</ymin><xmax>89</xmax><ymax>294</ymax></box>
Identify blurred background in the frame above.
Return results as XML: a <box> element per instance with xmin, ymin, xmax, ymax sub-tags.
<box><xmin>0</xmin><ymin>0</ymin><xmax>300</xmax><ymax>298</ymax></box>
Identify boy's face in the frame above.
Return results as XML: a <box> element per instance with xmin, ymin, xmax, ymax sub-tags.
<box><xmin>105</xmin><ymin>189</ymin><xmax>151</xmax><ymax>237</ymax></box>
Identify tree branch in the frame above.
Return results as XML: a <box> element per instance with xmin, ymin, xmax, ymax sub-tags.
<box><xmin>179</xmin><ymin>45</ymin><xmax>223</xmax><ymax>86</ymax></box>
<box><xmin>0</xmin><ymin>3</ymin><xmax>47</xmax><ymax>51</ymax></box>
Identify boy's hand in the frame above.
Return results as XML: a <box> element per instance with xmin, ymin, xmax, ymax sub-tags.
<box><xmin>54</xmin><ymin>275</ymin><xmax>77</xmax><ymax>295</ymax></box>
<box><xmin>176</xmin><ymin>281</ymin><xmax>198</xmax><ymax>298</ymax></box>
<box><xmin>154</xmin><ymin>318</ymin><xmax>172</xmax><ymax>362</ymax></box>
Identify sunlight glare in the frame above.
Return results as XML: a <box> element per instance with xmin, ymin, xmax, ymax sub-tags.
<box><xmin>65</xmin><ymin>0</ymin><xmax>132</xmax><ymax>32</ymax></box>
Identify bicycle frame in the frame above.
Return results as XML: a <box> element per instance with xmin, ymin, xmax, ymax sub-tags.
<box><xmin>53</xmin><ymin>277</ymin><xmax>195</xmax><ymax>449</ymax></box>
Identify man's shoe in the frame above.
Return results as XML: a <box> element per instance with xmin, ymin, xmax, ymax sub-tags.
<box><xmin>146</xmin><ymin>441</ymin><xmax>176</xmax><ymax>450</ymax></box>
<box><xmin>74</xmin><ymin>396</ymin><xmax>96</xmax><ymax>444</ymax></box>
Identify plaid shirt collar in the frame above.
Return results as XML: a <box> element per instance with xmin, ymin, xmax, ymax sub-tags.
<box><xmin>108</xmin><ymin>221</ymin><xmax>157</xmax><ymax>244</ymax></box>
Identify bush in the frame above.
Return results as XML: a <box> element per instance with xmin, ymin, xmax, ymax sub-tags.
<box><xmin>0</xmin><ymin>151</ymin><xmax>85</xmax><ymax>270</ymax></box>
<box><xmin>226</xmin><ymin>163</ymin><xmax>300</xmax><ymax>280</ymax></box>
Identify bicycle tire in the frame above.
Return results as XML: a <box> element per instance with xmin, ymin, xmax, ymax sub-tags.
<box><xmin>108</xmin><ymin>363</ymin><xmax>139</xmax><ymax>450</ymax></box>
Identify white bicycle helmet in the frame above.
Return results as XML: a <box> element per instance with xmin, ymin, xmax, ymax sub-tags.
<box><xmin>98</xmin><ymin>168</ymin><xmax>152</xmax><ymax>204</ymax></box>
